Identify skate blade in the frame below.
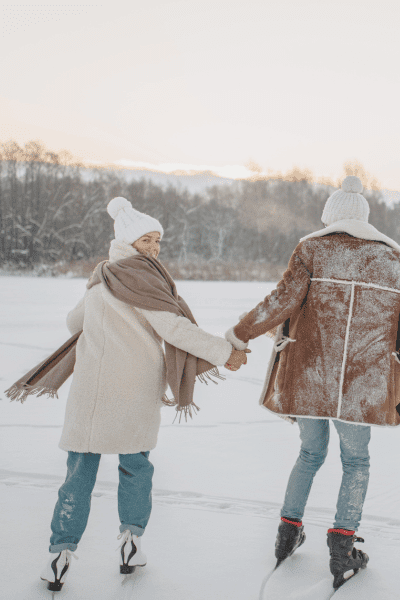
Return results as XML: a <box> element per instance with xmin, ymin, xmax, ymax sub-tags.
<box><xmin>120</xmin><ymin>563</ymin><xmax>146</xmax><ymax>573</ymax></box>
<box><xmin>40</xmin><ymin>577</ymin><xmax>63</xmax><ymax>592</ymax></box>
<box><xmin>120</xmin><ymin>565</ymin><xmax>136</xmax><ymax>575</ymax></box>
<box><xmin>333</xmin><ymin>569</ymin><xmax>358</xmax><ymax>589</ymax></box>
<box><xmin>121</xmin><ymin>564</ymin><xmax>147</xmax><ymax>585</ymax></box>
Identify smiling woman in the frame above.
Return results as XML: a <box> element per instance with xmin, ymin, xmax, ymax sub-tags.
<box><xmin>17</xmin><ymin>195</ymin><xmax>250</xmax><ymax>592</ymax></box>
<box><xmin>132</xmin><ymin>231</ymin><xmax>161</xmax><ymax>259</ymax></box>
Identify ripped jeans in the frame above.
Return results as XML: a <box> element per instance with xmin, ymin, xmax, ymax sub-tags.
<box><xmin>49</xmin><ymin>451</ymin><xmax>154</xmax><ymax>552</ymax></box>
<box><xmin>281</xmin><ymin>418</ymin><xmax>371</xmax><ymax>531</ymax></box>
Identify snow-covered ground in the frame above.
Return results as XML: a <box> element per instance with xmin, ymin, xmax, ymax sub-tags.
<box><xmin>1</xmin><ymin>277</ymin><xmax>400</xmax><ymax>599</ymax></box>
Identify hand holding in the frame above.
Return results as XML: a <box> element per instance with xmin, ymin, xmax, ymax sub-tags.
<box><xmin>224</xmin><ymin>348</ymin><xmax>251</xmax><ymax>371</ymax></box>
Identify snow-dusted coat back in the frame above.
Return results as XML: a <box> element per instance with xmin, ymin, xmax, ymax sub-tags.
<box><xmin>231</xmin><ymin>220</ymin><xmax>400</xmax><ymax>427</ymax></box>
<box><xmin>59</xmin><ymin>245</ymin><xmax>232</xmax><ymax>454</ymax></box>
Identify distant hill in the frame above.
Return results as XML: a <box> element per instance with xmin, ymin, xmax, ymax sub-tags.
<box><xmin>117</xmin><ymin>168</ymin><xmax>236</xmax><ymax>194</ymax></box>
<box><xmin>113</xmin><ymin>167</ymin><xmax>400</xmax><ymax>206</ymax></box>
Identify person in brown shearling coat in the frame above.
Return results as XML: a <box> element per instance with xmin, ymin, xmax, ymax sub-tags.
<box><xmin>225</xmin><ymin>176</ymin><xmax>400</xmax><ymax>588</ymax></box>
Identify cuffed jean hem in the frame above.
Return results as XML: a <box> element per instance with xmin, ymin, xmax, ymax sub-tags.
<box><xmin>49</xmin><ymin>542</ymin><xmax>78</xmax><ymax>553</ymax></box>
<box><xmin>119</xmin><ymin>524</ymin><xmax>145</xmax><ymax>537</ymax></box>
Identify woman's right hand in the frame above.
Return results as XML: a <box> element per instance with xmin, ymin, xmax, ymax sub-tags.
<box><xmin>224</xmin><ymin>348</ymin><xmax>251</xmax><ymax>371</ymax></box>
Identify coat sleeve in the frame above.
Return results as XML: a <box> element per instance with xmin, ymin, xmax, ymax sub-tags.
<box><xmin>137</xmin><ymin>308</ymin><xmax>233</xmax><ymax>367</ymax></box>
<box><xmin>66</xmin><ymin>296</ymin><xmax>85</xmax><ymax>335</ymax></box>
<box><xmin>227</xmin><ymin>249</ymin><xmax>312</xmax><ymax>345</ymax></box>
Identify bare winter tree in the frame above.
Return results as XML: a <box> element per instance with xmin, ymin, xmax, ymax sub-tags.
<box><xmin>0</xmin><ymin>140</ymin><xmax>396</xmax><ymax>280</ymax></box>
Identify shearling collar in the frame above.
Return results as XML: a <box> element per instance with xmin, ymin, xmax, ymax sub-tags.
<box><xmin>109</xmin><ymin>240</ymin><xmax>140</xmax><ymax>263</ymax></box>
<box><xmin>300</xmin><ymin>219</ymin><xmax>400</xmax><ymax>254</ymax></box>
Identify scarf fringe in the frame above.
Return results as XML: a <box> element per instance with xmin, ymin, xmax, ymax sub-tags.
<box><xmin>161</xmin><ymin>394</ymin><xmax>177</xmax><ymax>407</ymax></box>
<box><xmin>196</xmin><ymin>366</ymin><xmax>226</xmax><ymax>385</ymax></box>
<box><xmin>173</xmin><ymin>402</ymin><xmax>200</xmax><ymax>423</ymax></box>
<box><xmin>161</xmin><ymin>394</ymin><xmax>200</xmax><ymax>422</ymax></box>
<box><xmin>161</xmin><ymin>366</ymin><xmax>225</xmax><ymax>423</ymax></box>
<box><xmin>5</xmin><ymin>383</ymin><xmax>59</xmax><ymax>404</ymax></box>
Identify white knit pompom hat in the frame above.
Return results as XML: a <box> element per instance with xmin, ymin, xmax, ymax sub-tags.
<box><xmin>321</xmin><ymin>176</ymin><xmax>370</xmax><ymax>226</ymax></box>
<box><xmin>107</xmin><ymin>197</ymin><xmax>164</xmax><ymax>244</ymax></box>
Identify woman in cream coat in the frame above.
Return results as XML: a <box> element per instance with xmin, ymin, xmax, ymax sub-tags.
<box><xmin>40</xmin><ymin>197</ymin><xmax>248</xmax><ymax>592</ymax></box>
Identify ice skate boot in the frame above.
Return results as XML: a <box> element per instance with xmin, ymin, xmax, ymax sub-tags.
<box><xmin>117</xmin><ymin>530</ymin><xmax>147</xmax><ymax>574</ymax></box>
<box><xmin>40</xmin><ymin>549</ymin><xmax>78</xmax><ymax>592</ymax></box>
<box><xmin>275</xmin><ymin>517</ymin><xmax>306</xmax><ymax>567</ymax></box>
<box><xmin>327</xmin><ymin>529</ymin><xmax>369</xmax><ymax>589</ymax></box>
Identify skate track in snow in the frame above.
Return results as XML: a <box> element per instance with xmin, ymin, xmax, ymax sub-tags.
<box><xmin>1</xmin><ymin>470</ymin><xmax>399</xmax><ymax>543</ymax></box>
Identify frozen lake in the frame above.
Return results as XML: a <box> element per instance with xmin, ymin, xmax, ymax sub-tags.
<box><xmin>1</xmin><ymin>276</ymin><xmax>399</xmax><ymax>599</ymax></box>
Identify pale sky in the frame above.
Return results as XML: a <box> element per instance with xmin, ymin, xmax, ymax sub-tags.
<box><xmin>1</xmin><ymin>0</ymin><xmax>400</xmax><ymax>188</ymax></box>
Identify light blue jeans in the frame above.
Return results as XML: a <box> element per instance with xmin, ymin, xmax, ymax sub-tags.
<box><xmin>49</xmin><ymin>451</ymin><xmax>154</xmax><ymax>552</ymax></box>
<box><xmin>281</xmin><ymin>418</ymin><xmax>371</xmax><ymax>531</ymax></box>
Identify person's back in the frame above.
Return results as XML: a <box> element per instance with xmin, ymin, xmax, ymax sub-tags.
<box><xmin>310</xmin><ymin>231</ymin><xmax>400</xmax><ymax>287</ymax></box>
<box><xmin>288</xmin><ymin>232</ymin><xmax>400</xmax><ymax>425</ymax></box>
<box><xmin>224</xmin><ymin>175</ymin><xmax>400</xmax><ymax>590</ymax></box>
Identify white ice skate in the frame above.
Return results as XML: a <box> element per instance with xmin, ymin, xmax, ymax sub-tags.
<box><xmin>40</xmin><ymin>549</ymin><xmax>78</xmax><ymax>592</ymax></box>
<box><xmin>117</xmin><ymin>530</ymin><xmax>147</xmax><ymax>574</ymax></box>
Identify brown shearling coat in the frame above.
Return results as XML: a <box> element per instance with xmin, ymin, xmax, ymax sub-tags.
<box><xmin>233</xmin><ymin>232</ymin><xmax>400</xmax><ymax>427</ymax></box>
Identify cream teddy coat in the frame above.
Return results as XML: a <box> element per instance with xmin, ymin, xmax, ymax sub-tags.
<box><xmin>59</xmin><ymin>243</ymin><xmax>232</xmax><ymax>454</ymax></box>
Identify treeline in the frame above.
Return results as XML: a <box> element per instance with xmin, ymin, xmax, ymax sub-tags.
<box><xmin>0</xmin><ymin>140</ymin><xmax>398</xmax><ymax>278</ymax></box>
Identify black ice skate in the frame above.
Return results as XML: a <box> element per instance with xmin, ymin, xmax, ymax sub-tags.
<box><xmin>275</xmin><ymin>517</ymin><xmax>306</xmax><ymax>567</ymax></box>
<box><xmin>327</xmin><ymin>528</ymin><xmax>369</xmax><ymax>589</ymax></box>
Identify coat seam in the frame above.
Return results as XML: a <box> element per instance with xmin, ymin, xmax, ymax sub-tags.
<box><xmin>141</xmin><ymin>395</ymin><xmax>163</xmax><ymax>449</ymax></box>
<box><xmin>337</xmin><ymin>282</ymin><xmax>355</xmax><ymax>419</ymax></box>
<box><xmin>311</xmin><ymin>277</ymin><xmax>400</xmax><ymax>295</ymax></box>
<box><xmin>260</xmin><ymin>403</ymin><xmax>391</xmax><ymax>428</ymax></box>
<box><xmin>87</xmin><ymin>289</ymin><xmax>106</xmax><ymax>451</ymax></box>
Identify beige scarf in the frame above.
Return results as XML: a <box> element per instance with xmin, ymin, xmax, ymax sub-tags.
<box><xmin>5</xmin><ymin>254</ymin><xmax>224</xmax><ymax>419</ymax></box>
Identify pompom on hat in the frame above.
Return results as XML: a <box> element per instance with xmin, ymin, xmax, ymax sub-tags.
<box><xmin>321</xmin><ymin>176</ymin><xmax>370</xmax><ymax>226</ymax></box>
<box><xmin>107</xmin><ymin>197</ymin><xmax>164</xmax><ymax>244</ymax></box>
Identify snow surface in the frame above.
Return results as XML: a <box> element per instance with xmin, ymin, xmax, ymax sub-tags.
<box><xmin>1</xmin><ymin>277</ymin><xmax>400</xmax><ymax>599</ymax></box>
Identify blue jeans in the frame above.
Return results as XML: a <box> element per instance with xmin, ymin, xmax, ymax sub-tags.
<box><xmin>49</xmin><ymin>451</ymin><xmax>154</xmax><ymax>552</ymax></box>
<box><xmin>281</xmin><ymin>418</ymin><xmax>371</xmax><ymax>531</ymax></box>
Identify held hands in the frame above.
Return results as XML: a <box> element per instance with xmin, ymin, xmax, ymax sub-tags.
<box><xmin>224</xmin><ymin>348</ymin><xmax>251</xmax><ymax>371</ymax></box>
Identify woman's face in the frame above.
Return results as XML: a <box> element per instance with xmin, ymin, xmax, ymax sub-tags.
<box><xmin>132</xmin><ymin>231</ymin><xmax>161</xmax><ymax>258</ymax></box>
